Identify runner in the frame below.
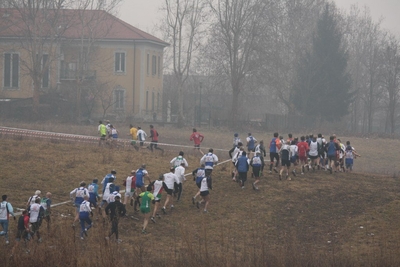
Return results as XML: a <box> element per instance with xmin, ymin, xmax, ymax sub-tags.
<box><xmin>78</xmin><ymin>195</ymin><xmax>93</xmax><ymax>240</ymax></box>
<box><xmin>123</xmin><ymin>171</ymin><xmax>136</xmax><ymax>207</ymax></box>
<box><xmin>98</xmin><ymin>121</ymin><xmax>107</xmax><ymax>146</ymax></box>
<box><xmin>170</xmin><ymin>151</ymin><xmax>189</xmax><ymax>168</ymax></box>
<box><xmin>0</xmin><ymin>195</ymin><xmax>16</xmax><ymax>245</ymax></box>
<box><xmin>105</xmin><ymin>194</ymin><xmax>126</xmax><ymax>243</ymax></box>
<box><xmin>200</xmin><ymin>148</ymin><xmax>218</xmax><ymax>178</ymax></box>
<box><xmin>88</xmin><ymin>179</ymin><xmax>100</xmax><ymax>212</ymax></box>
<box><xmin>147</xmin><ymin>125</ymin><xmax>164</xmax><ymax>153</ymax></box>
<box><xmin>269</xmin><ymin>132</ymin><xmax>281</xmax><ymax>174</ymax></box>
<box><xmin>326</xmin><ymin>136</ymin><xmax>340</xmax><ymax>174</ymax></box>
<box><xmin>289</xmin><ymin>140</ymin><xmax>299</xmax><ymax>177</ymax></box>
<box><xmin>235</xmin><ymin>151</ymin><xmax>250</xmax><ymax>189</ymax></box>
<box><xmin>28</xmin><ymin>198</ymin><xmax>44</xmax><ymax>243</ymax></box>
<box><xmin>148</xmin><ymin>174</ymin><xmax>167</xmax><ymax>223</ymax></box>
<box><xmin>138</xmin><ymin>186</ymin><xmax>155</xmax><ymax>234</ymax></box>
<box><xmin>250</xmin><ymin>152</ymin><xmax>264</xmax><ymax>190</ymax></box>
<box><xmin>192</xmin><ymin>164</ymin><xmax>206</xmax><ymax>204</ymax></box>
<box><xmin>27</xmin><ymin>190</ymin><xmax>41</xmax><ymax>208</ymax></box>
<box><xmin>233</xmin><ymin>133</ymin><xmax>241</xmax><ymax>148</ymax></box>
<box><xmin>137</xmin><ymin>126</ymin><xmax>147</xmax><ymax>148</ymax></box>
<box><xmin>308</xmin><ymin>136</ymin><xmax>319</xmax><ymax>171</ymax></box>
<box><xmin>134</xmin><ymin>164</ymin><xmax>151</xmax><ymax>212</ymax></box>
<box><xmin>40</xmin><ymin>192</ymin><xmax>52</xmax><ymax>231</ymax></box>
<box><xmin>279</xmin><ymin>141</ymin><xmax>292</xmax><ymax>180</ymax></box>
<box><xmin>128</xmin><ymin>124</ymin><xmax>139</xmax><ymax>151</ymax></box>
<box><xmin>297</xmin><ymin>136</ymin><xmax>309</xmax><ymax>175</ymax></box>
<box><xmin>229</xmin><ymin>142</ymin><xmax>243</xmax><ymax>181</ymax></box>
<box><xmin>196</xmin><ymin>172</ymin><xmax>212</xmax><ymax>213</ymax></box>
<box><xmin>344</xmin><ymin>141</ymin><xmax>361</xmax><ymax>172</ymax></box>
<box><xmin>161</xmin><ymin>167</ymin><xmax>179</xmax><ymax>214</ymax></box>
<box><xmin>174</xmin><ymin>162</ymin><xmax>186</xmax><ymax>201</ymax></box>
<box><xmin>190</xmin><ymin>128</ymin><xmax>204</xmax><ymax>155</ymax></box>
<box><xmin>246</xmin><ymin>133</ymin><xmax>257</xmax><ymax>156</ymax></box>
<box><xmin>70</xmin><ymin>182</ymin><xmax>89</xmax><ymax>227</ymax></box>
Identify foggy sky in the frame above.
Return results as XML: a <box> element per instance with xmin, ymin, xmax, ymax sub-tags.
<box><xmin>120</xmin><ymin>0</ymin><xmax>400</xmax><ymax>37</ymax></box>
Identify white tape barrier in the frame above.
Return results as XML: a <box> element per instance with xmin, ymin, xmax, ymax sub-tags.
<box><xmin>13</xmin><ymin>159</ymin><xmax>234</xmax><ymax>216</ymax></box>
<box><xmin>0</xmin><ymin>126</ymin><xmax>230</xmax><ymax>152</ymax></box>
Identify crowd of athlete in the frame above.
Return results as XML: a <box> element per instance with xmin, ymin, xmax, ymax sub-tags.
<box><xmin>229</xmin><ymin>132</ymin><xmax>361</xmax><ymax>189</ymax></box>
<box><xmin>1</xmin><ymin>126</ymin><xmax>360</xmax><ymax>247</ymax></box>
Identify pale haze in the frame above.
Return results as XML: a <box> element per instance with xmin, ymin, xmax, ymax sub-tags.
<box><xmin>120</xmin><ymin>0</ymin><xmax>400</xmax><ymax>37</ymax></box>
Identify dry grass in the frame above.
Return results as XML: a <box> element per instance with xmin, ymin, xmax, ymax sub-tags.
<box><xmin>1</xmin><ymin>122</ymin><xmax>400</xmax><ymax>266</ymax></box>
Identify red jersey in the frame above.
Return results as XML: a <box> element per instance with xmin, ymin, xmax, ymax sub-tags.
<box><xmin>297</xmin><ymin>141</ymin><xmax>309</xmax><ymax>158</ymax></box>
<box><xmin>190</xmin><ymin>132</ymin><xmax>204</xmax><ymax>145</ymax></box>
<box><xmin>150</xmin><ymin>129</ymin><xmax>159</xmax><ymax>142</ymax></box>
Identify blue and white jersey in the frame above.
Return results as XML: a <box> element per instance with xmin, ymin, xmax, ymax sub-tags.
<box><xmin>79</xmin><ymin>200</ymin><xmax>91</xmax><ymax>218</ymax></box>
<box><xmin>200</xmin><ymin>153</ymin><xmax>219</xmax><ymax>170</ymax></box>
<box><xmin>88</xmin><ymin>183</ymin><xmax>99</xmax><ymax>202</ymax></box>
<box><xmin>70</xmin><ymin>187</ymin><xmax>89</xmax><ymax>205</ymax></box>
<box><xmin>251</xmin><ymin>156</ymin><xmax>262</xmax><ymax>167</ymax></box>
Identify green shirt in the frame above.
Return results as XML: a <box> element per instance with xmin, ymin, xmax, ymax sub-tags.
<box><xmin>139</xmin><ymin>191</ymin><xmax>154</xmax><ymax>209</ymax></box>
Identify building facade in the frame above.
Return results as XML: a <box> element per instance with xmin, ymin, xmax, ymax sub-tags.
<box><xmin>0</xmin><ymin>8</ymin><xmax>168</xmax><ymax>121</ymax></box>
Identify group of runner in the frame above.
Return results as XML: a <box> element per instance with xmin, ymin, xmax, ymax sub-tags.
<box><xmin>230</xmin><ymin>132</ymin><xmax>361</xmax><ymax>189</ymax></box>
<box><xmin>1</xmin><ymin>127</ymin><xmax>361</xmax><ymax>247</ymax></box>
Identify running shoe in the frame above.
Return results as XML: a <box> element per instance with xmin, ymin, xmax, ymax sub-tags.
<box><xmin>269</xmin><ymin>171</ymin><xmax>272</xmax><ymax>174</ymax></box>
<box><xmin>5</xmin><ymin>240</ymin><xmax>9</xmax><ymax>245</ymax></box>
<box><xmin>192</xmin><ymin>197</ymin><xmax>195</xmax><ymax>205</ymax></box>
<box><xmin>80</xmin><ymin>237</ymin><xmax>84</xmax><ymax>240</ymax></box>
<box><xmin>241</xmin><ymin>186</ymin><xmax>245</xmax><ymax>189</ymax></box>
<box><xmin>287</xmin><ymin>177</ymin><xmax>291</xmax><ymax>181</ymax></box>
<box><xmin>117</xmin><ymin>239</ymin><xmax>122</xmax><ymax>243</ymax></box>
<box><xmin>302</xmin><ymin>165</ymin><xmax>305</xmax><ymax>173</ymax></box>
<box><xmin>196</xmin><ymin>201</ymin><xmax>200</xmax><ymax>209</ymax></box>
<box><xmin>151</xmin><ymin>217</ymin><xmax>156</xmax><ymax>223</ymax></box>
<box><xmin>279</xmin><ymin>174</ymin><xmax>282</xmax><ymax>180</ymax></box>
<box><xmin>292</xmin><ymin>170</ymin><xmax>297</xmax><ymax>177</ymax></box>
<box><xmin>161</xmin><ymin>207</ymin><xmax>167</xmax><ymax>214</ymax></box>
<box><xmin>252</xmin><ymin>182</ymin><xmax>256</xmax><ymax>190</ymax></box>
<box><xmin>329</xmin><ymin>168</ymin><xmax>333</xmax><ymax>174</ymax></box>
<box><xmin>84</xmin><ymin>229</ymin><xmax>88</xmax><ymax>236</ymax></box>
<box><xmin>273</xmin><ymin>168</ymin><xmax>278</xmax><ymax>173</ymax></box>
<box><xmin>141</xmin><ymin>230</ymin><xmax>147</xmax><ymax>235</ymax></box>
<box><xmin>170</xmin><ymin>205</ymin><xmax>174</xmax><ymax>210</ymax></box>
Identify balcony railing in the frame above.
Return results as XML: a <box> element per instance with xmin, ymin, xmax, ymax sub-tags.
<box><xmin>60</xmin><ymin>69</ymin><xmax>96</xmax><ymax>80</ymax></box>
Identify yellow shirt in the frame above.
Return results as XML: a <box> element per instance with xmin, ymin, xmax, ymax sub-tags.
<box><xmin>130</xmin><ymin>127</ymin><xmax>138</xmax><ymax>140</ymax></box>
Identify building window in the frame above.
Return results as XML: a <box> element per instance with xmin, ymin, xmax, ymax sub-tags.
<box><xmin>114</xmin><ymin>89</ymin><xmax>125</xmax><ymax>109</ymax></box>
<box><xmin>146</xmin><ymin>54</ymin><xmax>150</xmax><ymax>75</ymax></box>
<box><xmin>115</xmin><ymin>52</ymin><xmax>125</xmax><ymax>73</ymax></box>
<box><xmin>152</xmin><ymin>55</ymin><xmax>157</xmax><ymax>76</ymax></box>
<box><xmin>42</xmin><ymin>54</ymin><xmax>49</xmax><ymax>88</ymax></box>
<box><xmin>146</xmin><ymin>90</ymin><xmax>149</xmax><ymax>111</ymax></box>
<box><xmin>157</xmin><ymin>92</ymin><xmax>160</xmax><ymax>112</ymax></box>
<box><xmin>152</xmin><ymin>90</ymin><xmax>155</xmax><ymax>111</ymax></box>
<box><xmin>3</xmin><ymin>53</ymin><xmax>19</xmax><ymax>88</ymax></box>
<box><xmin>158</xmin><ymin>56</ymin><xmax>161</xmax><ymax>78</ymax></box>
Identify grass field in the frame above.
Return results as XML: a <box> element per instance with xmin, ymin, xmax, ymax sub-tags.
<box><xmin>1</xmin><ymin>122</ymin><xmax>400</xmax><ymax>266</ymax></box>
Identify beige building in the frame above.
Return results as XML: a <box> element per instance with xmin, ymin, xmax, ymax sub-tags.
<box><xmin>0</xmin><ymin>8</ymin><xmax>168</xmax><ymax>120</ymax></box>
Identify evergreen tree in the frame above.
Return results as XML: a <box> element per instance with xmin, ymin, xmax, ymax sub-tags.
<box><xmin>291</xmin><ymin>3</ymin><xmax>352</xmax><ymax>121</ymax></box>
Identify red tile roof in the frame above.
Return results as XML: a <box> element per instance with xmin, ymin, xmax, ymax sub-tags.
<box><xmin>0</xmin><ymin>8</ymin><xmax>168</xmax><ymax>46</ymax></box>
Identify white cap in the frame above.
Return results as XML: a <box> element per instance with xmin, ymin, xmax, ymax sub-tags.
<box><xmin>35</xmin><ymin>190</ymin><xmax>41</xmax><ymax>195</ymax></box>
<box><xmin>115</xmin><ymin>193</ymin><xmax>121</xmax><ymax>199</ymax></box>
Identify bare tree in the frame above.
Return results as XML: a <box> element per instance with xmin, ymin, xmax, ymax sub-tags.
<box><xmin>161</xmin><ymin>0</ymin><xmax>205</xmax><ymax>127</ymax></box>
<box><xmin>1</xmin><ymin>0</ymin><xmax>69</xmax><ymax>115</ymax></box>
<box><xmin>65</xmin><ymin>0</ymin><xmax>122</xmax><ymax>121</ymax></box>
<box><xmin>207</xmin><ymin>0</ymin><xmax>268</xmax><ymax>128</ymax></box>
<box><xmin>381</xmin><ymin>35</ymin><xmax>400</xmax><ymax>134</ymax></box>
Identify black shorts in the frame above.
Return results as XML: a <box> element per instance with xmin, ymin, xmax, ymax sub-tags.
<box><xmin>238</xmin><ymin>172</ymin><xmax>247</xmax><ymax>182</ymax></box>
<box><xmin>165</xmin><ymin>188</ymin><xmax>173</xmax><ymax>195</ymax></box>
<box><xmin>252</xmin><ymin>166</ymin><xmax>261</xmax><ymax>178</ymax></box>
<box><xmin>270</xmin><ymin>152</ymin><xmax>279</xmax><ymax>163</ymax></box>
<box><xmin>194</xmin><ymin>144</ymin><xmax>201</xmax><ymax>149</ymax></box>
<box><xmin>328</xmin><ymin>155</ymin><xmax>336</xmax><ymax>161</ymax></box>
<box><xmin>200</xmin><ymin>191</ymin><xmax>209</xmax><ymax>197</ymax></box>
<box><xmin>309</xmin><ymin>155</ymin><xmax>319</xmax><ymax>160</ymax></box>
<box><xmin>281</xmin><ymin>159</ymin><xmax>291</xmax><ymax>167</ymax></box>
